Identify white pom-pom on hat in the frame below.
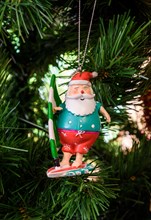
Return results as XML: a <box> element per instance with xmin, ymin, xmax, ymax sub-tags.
<box><xmin>92</xmin><ymin>71</ymin><xmax>98</xmax><ymax>78</ymax></box>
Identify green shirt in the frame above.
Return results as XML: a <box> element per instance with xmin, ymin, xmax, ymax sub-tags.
<box><xmin>57</xmin><ymin>101</ymin><xmax>102</xmax><ymax>132</ymax></box>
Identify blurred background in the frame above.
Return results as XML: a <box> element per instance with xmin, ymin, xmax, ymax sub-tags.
<box><xmin>0</xmin><ymin>0</ymin><xmax>151</xmax><ymax>219</ymax></box>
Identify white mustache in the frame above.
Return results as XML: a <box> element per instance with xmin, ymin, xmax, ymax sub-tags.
<box><xmin>66</xmin><ymin>94</ymin><xmax>95</xmax><ymax>99</ymax></box>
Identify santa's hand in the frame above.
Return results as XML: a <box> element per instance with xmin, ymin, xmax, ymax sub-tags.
<box><xmin>53</xmin><ymin>106</ymin><xmax>63</xmax><ymax>113</ymax></box>
<box><xmin>106</xmin><ymin>115</ymin><xmax>111</xmax><ymax>123</ymax></box>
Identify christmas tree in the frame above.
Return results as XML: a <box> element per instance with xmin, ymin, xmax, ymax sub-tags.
<box><xmin>0</xmin><ymin>0</ymin><xmax>151</xmax><ymax>219</ymax></box>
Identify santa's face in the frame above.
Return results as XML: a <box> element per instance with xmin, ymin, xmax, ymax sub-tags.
<box><xmin>65</xmin><ymin>84</ymin><xmax>96</xmax><ymax>116</ymax></box>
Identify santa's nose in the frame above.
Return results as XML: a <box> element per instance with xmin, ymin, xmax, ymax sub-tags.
<box><xmin>81</xmin><ymin>90</ymin><xmax>84</xmax><ymax>94</ymax></box>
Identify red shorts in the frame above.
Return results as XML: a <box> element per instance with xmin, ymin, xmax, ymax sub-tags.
<box><xmin>58</xmin><ymin>129</ymin><xmax>99</xmax><ymax>154</ymax></box>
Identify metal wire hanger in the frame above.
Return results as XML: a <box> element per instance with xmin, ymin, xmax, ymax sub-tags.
<box><xmin>77</xmin><ymin>0</ymin><xmax>97</xmax><ymax>72</ymax></box>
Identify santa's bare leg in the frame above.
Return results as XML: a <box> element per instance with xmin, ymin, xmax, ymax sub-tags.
<box><xmin>60</xmin><ymin>152</ymin><xmax>72</xmax><ymax>167</ymax></box>
<box><xmin>72</xmin><ymin>152</ymin><xmax>83</xmax><ymax>167</ymax></box>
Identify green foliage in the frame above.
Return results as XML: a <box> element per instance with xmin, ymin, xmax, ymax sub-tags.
<box><xmin>48</xmin><ymin>169</ymin><xmax>117</xmax><ymax>220</ymax></box>
<box><xmin>86</xmin><ymin>13</ymin><xmax>151</xmax><ymax>125</ymax></box>
<box><xmin>93</xmin><ymin>13</ymin><xmax>150</xmax><ymax>72</ymax></box>
<box><xmin>97</xmin><ymin>135</ymin><xmax>151</xmax><ymax>220</ymax></box>
<box><xmin>0</xmin><ymin>62</ymin><xmax>24</xmax><ymax>199</ymax></box>
<box><xmin>0</xmin><ymin>130</ymin><xmax>118</xmax><ymax>220</ymax></box>
<box><xmin>0</xmin><ymin>0</ymin><xmax>52</xmax><ymax>40</ymax></box>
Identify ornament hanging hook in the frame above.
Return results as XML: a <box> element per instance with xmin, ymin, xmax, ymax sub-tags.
<box><xmin>77</xmin><ymin>0</ymin><xmax>97</xmax><ymax>72</ymax></box>
<box><xmin>78</xmin><ymin>0</ymin><xmax>81</xmax><ymax>71</ymax></box>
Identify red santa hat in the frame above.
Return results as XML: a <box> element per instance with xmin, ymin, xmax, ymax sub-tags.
<box><xmin>69</xmin><ymin>71</ymin><xmax>98</xmax><ymax>86</ymax></box>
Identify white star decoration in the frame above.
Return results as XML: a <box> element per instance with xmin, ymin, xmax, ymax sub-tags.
<box><xmin>61</xmin><ymin>132</ymin><xmax>67</xmax><ymax>136</ymax></box>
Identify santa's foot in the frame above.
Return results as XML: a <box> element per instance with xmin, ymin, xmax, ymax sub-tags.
<box><xmin>71</xmin><ymin>161</ymin><xmax>82</xmax><ymax>168</ymax></box>
<box><xmin>60</xmin><ymin>164</ymin><xmax>71</xmax><ymax>168</ymax></box>
<box><xmin>60</xmin><ymin>162</ymin><xmax>70</xmax><ymax>168</ymax></box>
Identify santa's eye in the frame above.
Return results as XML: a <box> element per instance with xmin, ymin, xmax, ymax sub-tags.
<box><xmin>83</xmin><ymin>86</ymin><xmax>90</xmax><ymax>90</ymax></box>
<box><xmin>73</xmin><ymin>86</ymin><xmax>79</xmax><ymax>90</ymax></box>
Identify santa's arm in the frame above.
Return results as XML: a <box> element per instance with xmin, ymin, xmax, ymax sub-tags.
<box><xmin>100</xmin><ymin>106</ymin><xmax>111</xmax><ymax>123</ymax></box>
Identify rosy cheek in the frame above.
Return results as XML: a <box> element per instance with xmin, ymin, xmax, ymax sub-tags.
<box><xmin>85</xmin><ymin>89</ymin><xmax>92</xmax><ymax>94</ymax></box>
<box><xmin>73</xmin><ymin>90</ymin><xmax>78</xmax><ymax>94</ymax></box>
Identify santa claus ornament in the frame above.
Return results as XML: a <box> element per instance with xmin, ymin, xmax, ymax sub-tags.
<box><xmin>46</xmin><ymin>71</ymin><xmax>111</xmax><ymax>178</ymax></box>
<box><xmin>46</xmin><ymin>0</ymin><xmax>111</xmax><ymax>177</ymax></box>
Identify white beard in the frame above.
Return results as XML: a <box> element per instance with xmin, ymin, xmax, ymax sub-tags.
<box><xmin>65</xmin><ymin>94</ymin><xmax>96</xmax><ymax>116</ymax></box>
